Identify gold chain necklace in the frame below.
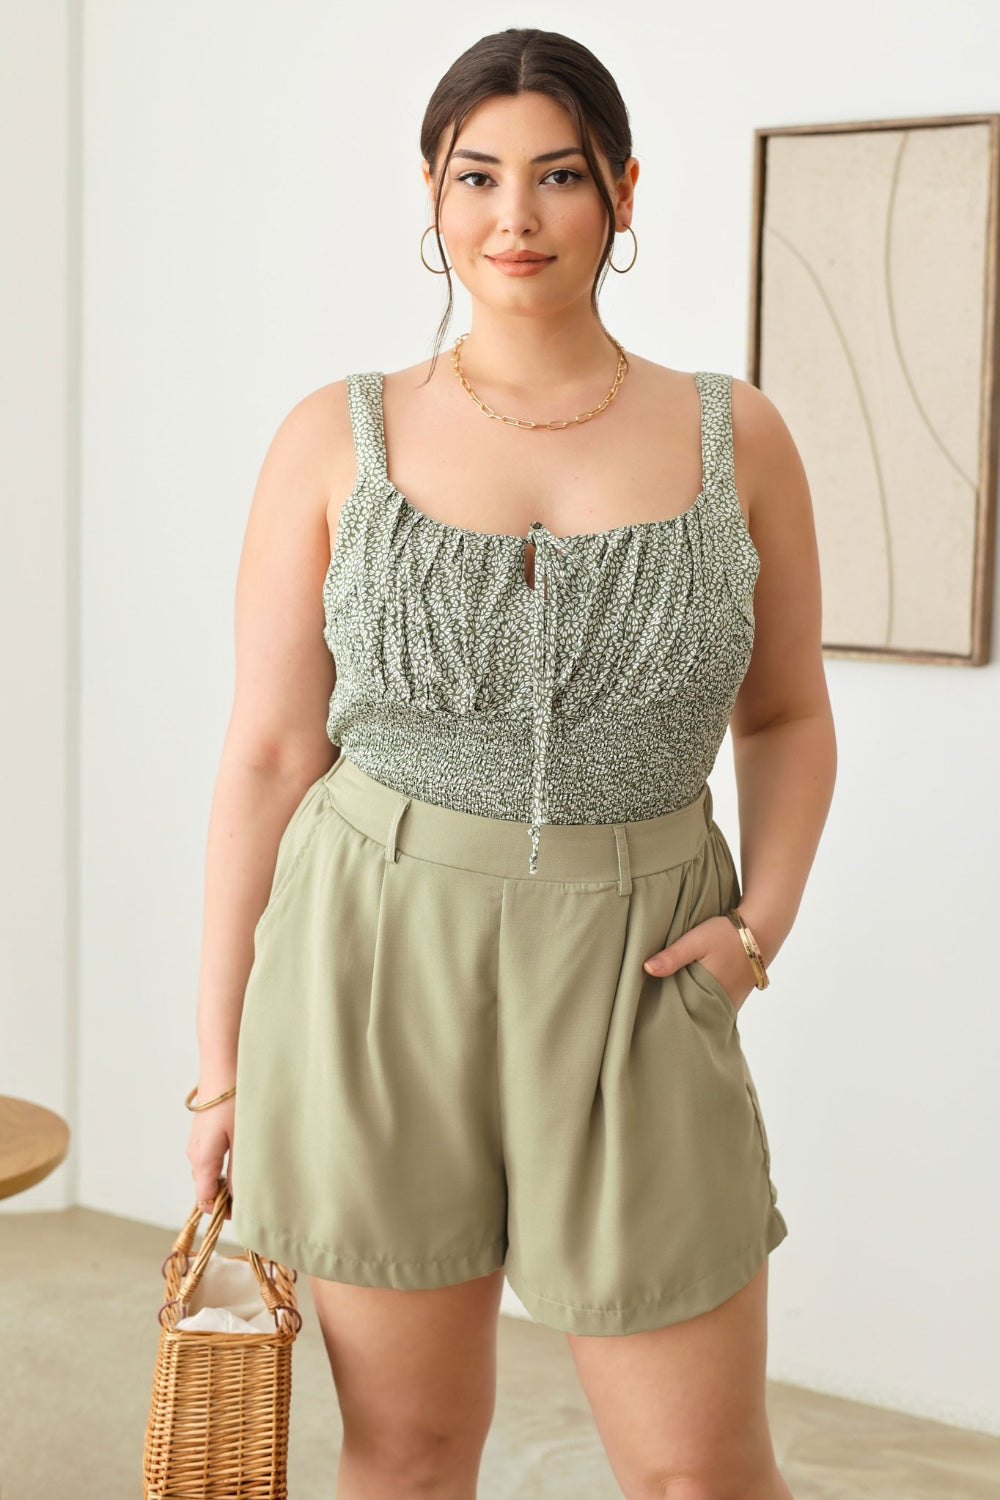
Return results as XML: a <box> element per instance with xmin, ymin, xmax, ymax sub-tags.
<box><xmin>449</xmin><ymin>331</ymin><xmax>629</xmax><ymax>430</ymax></box>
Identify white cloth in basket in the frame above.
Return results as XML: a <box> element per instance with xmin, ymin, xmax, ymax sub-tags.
<box><xmin>175</xmin><ymin>1249</ymin><xmax>281</xmax><ymax>1334</ymax></box>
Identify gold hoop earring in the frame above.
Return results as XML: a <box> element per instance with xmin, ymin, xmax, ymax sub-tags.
<box><xmin>608</xmin><ymin>225</ymin><xmax>637</xmax><ymax>273</ymax></box>
<box><xmin>420</xmin><ymin>224</ymin><xmax>452</xmax><ymax>274</ymax></box>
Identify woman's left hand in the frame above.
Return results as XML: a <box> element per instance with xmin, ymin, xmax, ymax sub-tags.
<box><xmin>643</xmin><ymin>914</ymin><xmax>756</xmax><ymax>1015</ymax></box>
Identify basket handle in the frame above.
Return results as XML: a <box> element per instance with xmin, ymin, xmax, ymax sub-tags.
<box><xmin>161</xmin><ymin>1179</ymin><xmax>297</xmax><ymax>1325</ymax></box>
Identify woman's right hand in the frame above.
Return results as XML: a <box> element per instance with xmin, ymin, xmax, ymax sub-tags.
<box><xmin>186</xmin><ymin>1089</ymin><xmax>236</xmax><ymax>1219</ymax></box>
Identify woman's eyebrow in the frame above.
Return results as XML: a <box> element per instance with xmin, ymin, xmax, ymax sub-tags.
<box><xmin>450</xmin><ymin>147</ymin><xmax>585</xmax><ymax>165</ymax></box>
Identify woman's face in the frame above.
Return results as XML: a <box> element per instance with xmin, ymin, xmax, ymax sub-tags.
<box><xmin>422</xmin><ymin>90</ymin><xmax>637</xmax><ymax>313</ymax></box>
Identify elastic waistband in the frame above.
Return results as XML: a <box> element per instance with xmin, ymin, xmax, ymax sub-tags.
<box><xmin>322</xmin><ymin>755</ymin><xmax>716</xmax><ymax>892</ymax></box>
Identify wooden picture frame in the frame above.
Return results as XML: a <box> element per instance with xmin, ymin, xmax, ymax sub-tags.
<box><xmin>748</xmin><ymin>113</ymin><xmax>1000</xmax><ymax>665</ymax></box>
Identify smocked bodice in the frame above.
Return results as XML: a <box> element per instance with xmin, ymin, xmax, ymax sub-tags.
<box><xmin>321</xmin><ymin>368</ymin><xmax>760</xmax><ymax>876</ymax></box>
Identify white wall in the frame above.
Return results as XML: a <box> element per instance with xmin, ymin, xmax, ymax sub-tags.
<box><xmin>0</xmin><ymin>1</ymin><xmax>80</xmax><ymax>1207</ymax></box>
<box><xmin>3</xmin><ymin>0</ymin><xmax>999</xmax><ymax>1437</ymax></box>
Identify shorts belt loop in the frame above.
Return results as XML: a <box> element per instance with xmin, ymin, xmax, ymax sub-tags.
<box><xmin>613</xmin><ymin>824</ymin><xmax>632</xmax><ymax>896</ymax></box>
<box><xmin>384</xmin><ymin>795</ymin><xmax>412</xmax><ymax>863</ymax></box>
<box><xmin>323</xmin><ymin>752</ymin><xmax>347</xmax><ymax>810</ymax></box>
<box><xmin>703</xmin><ymin>780</ymin><xmax>714</xmax><ymax>829</ymax></box>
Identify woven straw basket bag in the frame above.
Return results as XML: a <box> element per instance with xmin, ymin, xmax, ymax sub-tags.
<box><xmin>142</xmin><ymin>1181</ymin><xmax>301</xmax><ymax>1499</ymax></box>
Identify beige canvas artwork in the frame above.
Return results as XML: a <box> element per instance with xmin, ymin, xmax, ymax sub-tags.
<box><xmin>750</xmin><ymin>115</ymin><xmax>1000</xmax><ymax>665</ymax></box>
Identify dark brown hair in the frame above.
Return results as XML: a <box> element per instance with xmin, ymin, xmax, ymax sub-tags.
<box><xmin>419</xmin><ymin>28</ymin><xmax>633</xmax><ymax>383</ymax></box>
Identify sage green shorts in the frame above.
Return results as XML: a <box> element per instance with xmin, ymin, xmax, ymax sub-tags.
<box><xmin>230</xmin><ymin>753</ymin><xmax>788</xmax><ymax>1337</ymax></box>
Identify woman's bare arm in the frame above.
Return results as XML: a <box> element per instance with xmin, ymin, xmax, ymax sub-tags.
<box><xmin>188</xmin><ymin>381</ymin><xmax>349</xmax><ymax>1206</ymax></box>
<box><xmin>642</xmin><ymin>378</ymin><xmax>837</xmax><ymax>1005</ymax></box>
<box><xmin>726</xmin><ymin>377</ymin><xmax>838</xmax><ymax>969</ymax></box>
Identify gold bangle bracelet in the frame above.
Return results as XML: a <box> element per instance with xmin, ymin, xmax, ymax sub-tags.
<box><xmin>725</xmin><ymin>908</ymin><xmax>770</xmax><ymax>989</ymax></box>
<box><xmin>185</xmin><ymin>1084</ymin><xmax>237</xmax><ymax>1112</ymax></box>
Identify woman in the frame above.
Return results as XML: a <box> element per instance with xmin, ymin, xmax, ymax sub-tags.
<box><xmin>186</xmin><ymin>27</ymin><xmax>835</xmax><ymax>1500</ymax></box>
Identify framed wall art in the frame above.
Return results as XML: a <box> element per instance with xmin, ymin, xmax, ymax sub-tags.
<box><xmin>748</xmin><ymin>113</ymin><xmax>1000</xmax><ymax>665</ymax></box>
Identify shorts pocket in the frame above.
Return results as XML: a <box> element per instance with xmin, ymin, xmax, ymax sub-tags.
<box><xmin>744</xmin><ymin>1069</ymin><xmax>772</xmax><ymax>1173</ymax></box>
<box><xmin>254</xmin><ymin>775</ymin><xmax>330</xmax><ymax>940</ymax></box>
<box><xmin>707</xmin><ymin>821</ymin><xmax>742</xmax><ymax>907</ymax></box>
<box><xmin>685</xmin><ymin>957</ymin><xmax>739</xmax><ymax>1024</ymax></box>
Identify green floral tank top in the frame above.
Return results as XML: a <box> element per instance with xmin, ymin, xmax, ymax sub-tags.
<box><xmin>322</xmin><ymin>369</ymin><xmax>760</xmax><ymax>876</ymax></box>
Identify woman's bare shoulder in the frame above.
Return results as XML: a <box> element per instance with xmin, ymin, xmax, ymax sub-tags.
<box><xmin>625</xmin><ymin>361</ymin><xmax>806</xmax><ymax>526</ymax></box>
<box><xmin>729</xmin><ymin>376</ymin><xmax>811</xmax><ymax>515</ymax></box>
<box><xmin>262</xmin><ymin>378</ymin><xmax>356</xmax><ymax>504</ymax></box>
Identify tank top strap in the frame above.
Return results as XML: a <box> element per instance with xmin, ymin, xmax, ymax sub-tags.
<box><xmin>345</xmin><ymin>370</ymin><xmax>391</xmax><ymax>492</ymax></box>
<box><xmin>693</xmin><ymin>370</ymin><xmax>736</xmax><ymax>497</ymax></box>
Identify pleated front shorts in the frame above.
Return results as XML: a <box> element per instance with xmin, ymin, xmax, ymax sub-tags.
<box><xmin>230</xmin><ymin>753</ymin><xmax>788</xmax><ymax>1337</ymax></box>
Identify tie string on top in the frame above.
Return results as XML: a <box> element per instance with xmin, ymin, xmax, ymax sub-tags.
<box><xmin>524</xmin><ymin>521</ymin><xmax>602</xmax><ymax>878</ymax></box>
